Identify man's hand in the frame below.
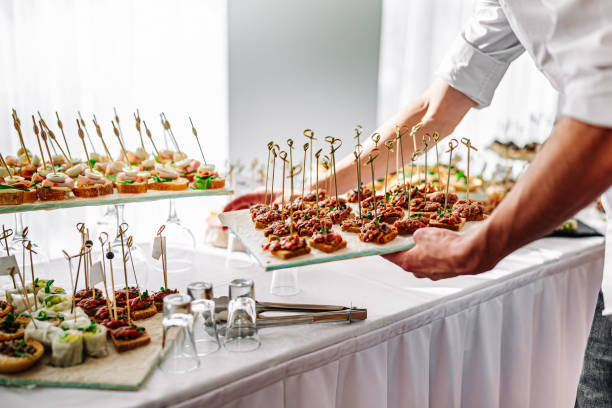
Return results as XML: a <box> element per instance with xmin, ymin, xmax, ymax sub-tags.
<box><xmin>382</xmin><ymin>228</ymin><xmax>492</xmax><ymax>280</ymax></box>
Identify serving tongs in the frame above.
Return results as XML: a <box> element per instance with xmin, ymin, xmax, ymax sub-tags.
<box><xmin>214</xmin><ymin>296</ymin><xmax>367</xmax><ymax>328</ymax></box>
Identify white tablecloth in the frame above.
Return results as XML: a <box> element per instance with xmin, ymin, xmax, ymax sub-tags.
<box><xmin>2</xmin><ymin>234</ymin><xmax>605</xmax><ymax>408</ymax></box>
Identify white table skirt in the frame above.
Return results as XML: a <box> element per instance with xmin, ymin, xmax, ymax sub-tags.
<box><xmin>2</xmin><ymin>235</ymin><xmax>605</xmax><ymax>408</ymax></box>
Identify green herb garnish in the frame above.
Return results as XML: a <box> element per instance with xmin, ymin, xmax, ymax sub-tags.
<box><xmin>119</xmin><ymin>180</ymin><xmax>135</xmax><ymax>184</ymax></box>
<box><xmin>152</xmin><ymin>174</ymin><xmax>174</xmax><ymax>183</ymax></box>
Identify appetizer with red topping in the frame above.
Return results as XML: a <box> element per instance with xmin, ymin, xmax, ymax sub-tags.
<box><xmin>303</xmin><ymin>189</ymin><xmax>326</xmax><ymax>202</ymax></box>
<box><xmin>358</xmin><ymin>221</ymin><xmax>398</xmax><ymax>244</ymax></box>
<box><xmin>410</xmin><ymin>198</ymin><xmax>443</xmax><ymax>214</ymax></box>
<box><xmin>309</xmin><ymin>228</ymin><xmax>347</xmax><ymax>253</ymax></box>
<box><xmin>262</xmin><ymin>234</ymin><xmax>311</xmax><ymax>259</ymax></box>
<box><xmin>116</xmin><ymin>168</ymin><xmax>150</xmax><ymax>194</ymax></box>
<box><xmin>114</xmin><ymin>287</ymin><xmax>140</xmax><ymax>307</ymax></box>
<box><xmin>361</xmin><ymin>195</ymin><xmax>386</xmax><ymax>210</ymax></box>
<box><xmin>318</xmin><ymin>197</ymin><xmax>347</xmax><ymax>209</ymax></box>
<box><xmin>128</xmin><ymin>292</ymin><xmax>157</xmax><ymax>320</ymax></box>
<box><xmin>294</xmin><ymin>216</ymin><xmax>333</xmax><ymax>237</ymax></box>
<box><xmin>426</xmin><ymin>191</ymin><xmax>458</xmax><ymax>207</ymax></box>
<box><xmin>327</xmin><ymin>206</ymin><xmax>353</xmax><ymax>224</ymax></box>
<box><xmin>152</xmin><ymin>288</ymin><xmax>180</xmax><ymax>312</ymax></box>
<box><xmin>452</xmin><ymin>200</ymin><xmax>486</xmax><ymax>221</ymax></box>
<box><xmin>37</xmin><ymin>172</ymin><xmax>74</xmax><ymax>201</ymax></box>
<box><xmin>74</xmin><ymin>169</ymin><xmax>113</xmax><ymax>197</ymax></box>
<box><xmin>346</xmin><ymin>186</ymin><xmax>372</xmax><ymax>202</ymax></box>
<box><xmin>93</xmin><ymin>305</ymin><xmax>125</xmax><ymax>323</ymax></box>
<box><xmin>363</xmin><ymin>205</ymin><xmax>404</xmax><ymax>224</ymax></box>
<box><xmin>394</xmin><ymin>215</ymin><xmax>430</xmax><ymax>235</ymax></box>
<box><xmin>340</xmin><ymin>217</ymin><xmax>367</xmax><ymax>233</ymax></box>
<box><xmin>73</xmin><ymin>288</ymin><xmax>103</xmax><ymax>304</ymax></box>
<box><xmin>263</xmin><ymin>220</ymin><xmax>293</xmax><ymax>241</ymax></box>
<box><xmin>173</xmin><ymin>158</ymin><xmax>201</xmax><ymax>181</ymax></box>
<box><xmin>110</xmin><ymin>324</ymin><xmax>151</xmax><ymax>352</ymax></box>
<box><xmin>148</xmin><ymin>167</ymin><xmax>189</xmax><ymax>191</ymax></box>
<box><xmin>253</xmin><ymin>208</ymin><xmax>284</xmax><ymax>229</ymax></box>
<box><xmin>76</xmin><ymin>296</ymin><xmax>106</xmax><ymax>317</ymax></box>
<box><xmin>429</xmin><ymin>212</ymin><xmax>466</xmax><ymax>231</ymax></box>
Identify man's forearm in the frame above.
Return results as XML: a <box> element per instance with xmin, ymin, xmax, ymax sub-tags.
<box><xmin>475</xmin><ymin>117</ymin><xmax>612</xmax><ymax>268</ymax></box>
<box><xmin>321</xmin><ymin>80</ymin><xmax>476</xmax><ymax>194</ymax></box>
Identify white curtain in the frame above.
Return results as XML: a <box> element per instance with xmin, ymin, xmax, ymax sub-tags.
<box><xmin>0</xmin><ymin>0</ymin><xmax>228</xmax><ymax>264</ymax></box>
<box><xmin>377</xmin><ymin>0</ymin><xmax>559</xmax><ymax>177</ymax></box>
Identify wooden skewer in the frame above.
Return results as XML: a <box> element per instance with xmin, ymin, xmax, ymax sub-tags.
<box><xmin>279</xmin><ymin>151</ymin><xmax>288</xmax><ymax>218</ymax></box>
<box><xmin>143</xmin><ymin>120</ymin><xmax>161</xmax><ymax>158</ymax></box>
<box><xmin>12</xmin><ymin>111</ymin><xmax>31</xmax><ymax>164</ymax></box>
<box><xmin>92</xmin><ymin>116</ymin><xmax>113</xmax><ymax>161</ymax></box>
<box><xmin>287</xmin><ymin>139</ymin><xmax>295</xmax><ymax>200</ymax></box>
<box><xmin>189</xmin><ymin>117</ymin><xmax>207</xmax><ymax>165</ymax></box>
<box><xmin>98</xmin><ymin>233</ymin><xmax>112</xmax><ymax>315</ymax></box>
<box><xmin>321</xmin><ymin>156</ymin><xmax>331</xmax><ymax>195</ymax></box>
<box><xmin>461</xmin><ymin>138</ymin><xmax>478</xmax><ymax>202</ymax></box>
<box><xmin>106</xmin><ymin>243</ymin><xmax>118</xmax><ymax>321</ymax></box>
<box><xmin>134</xmin><ymin>110</ymin><xmax>147</xmax><ymax>155</ymax></box>
<box><xmin>0</xmin><ymin>153</ymin><xmax>14</xmax><ymax>178</ymax></box>
<box><xmin>366</xmin><ymin>150</ymin><xmax>380</xmax><ymax>223</ymax></box>
<box><xmin>303</xmin><ymin>129</ymin><xmax>317</xmax><ymax>190</ymax></box>
<box><xmin>264</xmin><ymin>142</ymin><xmax>274</xmax><ymax>206</ymax></box>
<box><xmin>113</xmin><ymin>107</ymin><xmax>127</xmax><ymax>148</ymax></box>
<box><xmin>125</xmin><ymin>236</ymin><xmax>139</xmax><ymax>291</ymax></box>
<box><xmin>157</xmin><ymin>225</ymin><xmax>168</xmax><ymax>289</ymax></box>
<box><xmin>55</xmin><ymin>112</ymin><xmax>72</xmax><ymax>161</ymax></box>
<box><xmin>32</xmin><ymin>116</ymin><xmax>47</xmax><ymax>171</ymax></box>
<box><xmin>71</xmin><ymin>248</ymin><xmax>85</xmax><ymax>315</ymax></box>
<box><xmin>432</xmin><ymin>132</ymin><xmax>440</xmax><ymax>183</ymax></box>
<box><xmin>77</xmin><ymin>120</ymin><xmax>93</xmax><ymax>170</ymax></box>
<box><xmin>422</xmin><ymin>134</ymin><xmax>430</xmax><ymax>186</ymax></box>
<box><xmin>37</xmin><ymin>113</ymin><xmax>58</xmax><ymax>156</ymax></box>
<box><xmin>314</xmin><ymin>148</ymin><xmax>322</xmax><ymax>217</ymax></box>
<box><xmin>15</xmin><ymin>269</ymin><xmax>36</xmax><ymax>328</ymax></box>
<box><xmin>117</xmin><ymin>223</ymin><xmax>131</xmax><ymax>325</ymax></box>
<box><xmin>112</xmin><ymin>120</ymin><xmax>130</xmax><ymax>163</ymax></box>
<box><xmin>384</xmin><ymin>140</ymin><xmax>394</xmax><ymax>205</ymax></box>
<box><xmin>270</xmin><ymin>148</ymin><xmax>277</xmax><ymax>208</ymax></box>
<box><xmin>408</xmin><ymin>150</ymin><xmax>420</xmax><ymax>218</ymax></box>
<box><xmin>353</xmin><ymin>146</ymin><xmax>363</xmax><ymax>219</ymax></box>
<box><xmin>77</xmin><ymin>111</ymin><xmax>97</xmax><ymax>154</ymax></box>
<box><xmin>160</xmin><ymin>113</ymin><xmax>180</xmax><ymax>152</ymax></box>
<box><xmin>444</xmin><ymin>139</ymin><xmax>459</xmax><ymax>211</ymax></box>
<box><xmin>22</xmin><ymin>240</ymin><xmax>38</xmax><ymax>310</ymax></box>
<box><xmin>86</xmin><ymin>229</ymin><xmax>93</xmax><ymax>289</ymax></box>
<box><xmin>1</xmin><ymin>227</ymin><xmax>15</xmax><ymax>288</ymax></box>
<box><xmin>45</xmin><ymin>117</ymin><xmax>72</xmax><ymax>167</ymax></box>
<box><xmin>301</xmin><ymin>143</ymin><xmax>308</xmax><ymax>209</ymax></box>
<box><xmin>410</xmin><ymin>123</ymin><xmax>423</xmax><ymax>186</ymax></box>
<box><xmin>39</xmin><ymin>124</ymin><xmax>57</xmax><ymax>174</ymax></box>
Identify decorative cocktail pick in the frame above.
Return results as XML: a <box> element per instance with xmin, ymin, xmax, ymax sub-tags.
<box><xmin>321</xmin><ymin>155</ymin><xmax>331</xmax><ymax>195</ymax></box>
<box><xmin>370</xmin><ymin>132</ymin><xmax>381</xmax><ymax>149</ymax></box>
<box><xmin>98</xmin><ymin>232</ymin><xmax>112</xmax><ymax>314</ymax></box>
<box><xmin>77</xmin><ymin>111</ymin><xmax>97</xmax><ymax>153</ymax></box>
<box><xmin>432</xmin><ymin>132</ymin><xmax>440</xmax><ymax>182</ymax></box>
<box><xmin>75</xmin><ymin>223</ymin><xmax>87</xmax><ymax>291</ymax></box>
<box><xmin>117</xmin><ymin>222</ymin><xmax>131</xmax><ymax>325</ymax></box>
<box><xmin>383</xmin><ymin>140</ymin><xmax>394</xmax><ymax>204</ymax></box>
<box><xmin>264</xmin><ymin>142</ymin><xmax>274</xmax><ymax>206</ymax></box>
<box><xmin>394</xmin><ymin>125</ymin><xmax>407</xmax><ymax>189</ymax></box>
<box><xmin>125</xmin><ymin>236</ymin><xmax>140</xmax><ymax>291</ymax></box>
<box><xmin>112</xmin><ymin>120</ymin><xmax>130</xmax><ymax>163</ymax></box>
<box><xmin>461</xmin><ymin>138</ymin><xmax>478</xmax><ymax>202</ymax></box>
<box><xmin>393</xmin><ymin>126</ymin><xmax>400</xmax><ymax>186</ymax></box>
<box><xmin>286</xmin><ymin>138</ymin><xmax>295</xmax><ymax>199</ymax></box>
<box><xmin>85</xmin><ymin>230</ymin><xmax>94</xmax><ymax>291</ymax></box>
<box><xmin>314</xmin><ymin>148</ymin><xmax>323</xmax><ymax>217</ymax></box>
<box><xmin>324</xmin><ymin>136</ymin><xmax>342</xmax><ymax>208</ymax></box>
<box><xmin>143</xmin><ymin>120</ymin><xmax>161</xmax><ymax>159</ymax></box>
<box><xmin>353</xmin><ymin>144</ymin><xmax>364</xmax><ymax>219</ymax></box>
<box><xmin>269</xmin><ymin>147</ymin><xmax>278</xmax><ymax>208</ymax></box>
<box><xmin>160</xmin><ymin>113</ymin><xmax>180</xmax><ymax>152</ymax></box>
<box><xmin>189</xmin><ymin>116</ymin><xmax>207</xmax><ymax>165</ymax></box>
<box><xmin>157</xmin><ymin>225</ymin><xmax>168</xmax><ymax>291</ymax></box>
<box><xmin>0</xmin><ymin>226</ymin><xmax>15</xmax><ymax>288</ymax></box>
<box><xmin>92</xmin><ymin>116</ymin><xmax>113</xmax><ymax>160</ymax></box>
<box><xmin>12</xmin><ymin>111</ymin><xmax>31</xmax><ymax>164</ymax></box>
<box><xmin>278</xmin><ymin>150</ymin><xmax>288</xmax><ymax>217</ymax></box>
<box><xmin>22</xmin><ymin>239</ymin><xmax>37</xmax><ymax>309</ymax></box>
<box><xmin>0</xmin><ymin>153</ymin><xmax>14</xmax><ymax>178</ymax></box>
<box><xmin>32</xmin><ymin>116</ymin><xmax>47</xmax><ymax>170</ymax></box>
<box><xmin>287</xmin><ymin>164</ymin><xmax>301</xmax><ymax>234</ymax></box>
<box><xmin>303</xmin><ymin>129</ymin><xmax>317</xmax><ymax>189</ymax></box>
<box><xmin>444</xmin><ymin>139</ymin><xmax>459</xmax><ymax>210</ymax></box>
<box><xmin>113</xmin><ymin>107</ymin><xmax>127</xmax><ymax>147</ymax></box>
<box><xmin>365</xmin><ymin>149</ymin><xmax>380</xmax><ymax>223</ymax></box>
<box><xmin>105</xmin><ymin>242</ymin><xmax>118</xmax><ymax>321</ymax></box>
<box><xmin>37</xmin><ymin>113</ymin><xmax>58</xmax><ymax>156</ymax></box>
<box><xmin>46</xmin><ymin>123</ymin><xmax>73</xmax><ymax>167</ymax></box>
<box><xmin>422</xmin><ymin>134</ymin><xmax>431</xmax><ymax>186</ymax></box>
<box><xmin>77</xmin><ymin>119</ymin><xmax>93</xmax><ymax>170</ymax></box>
<box><xmin>407</xmin><ymin>150</ymin><xmax>421</xmax><ymax>218</ymax></box>
<box><xmin>70</xmin><ymin>246</ymin><xmax>85</xmax><ymax>314</ymax></box>
<box><xmin>134</xmin><ymin>110</ymin><xmax>147</xmax><ymax>154</ymax></box>
<box><xmin>14</xmin><ymin>267</ymin><xmax>36</xmax><ymax>328</ymax></box>
<box><xmin>410</xmin><ymin>122</ymin><xmax>423</xmax><ymax>184</ymax></box>
<box><xmin>55</xmin><ymin>112</ymin><xmax>72</xmax><ymax>162</ymax></box>
<box><xmin>39</xmin><ymin>123</ymin><xmax>57</xmax><ymax>174</ymax></box>
<box><xmin>301</xmin><ymin>143</ymin><xmax>309</xmax><ymax>208</ymax></box>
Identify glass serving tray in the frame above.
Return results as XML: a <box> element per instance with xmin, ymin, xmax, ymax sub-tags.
<box><xmin>219</xmin><ymin>208</ymin><xmax>484</xmax><ymax>271</ymax></box>
<box><xmin>0</xmin><ymin>188</ymin><xmax>233</xmax><ymax>214</ymax></box>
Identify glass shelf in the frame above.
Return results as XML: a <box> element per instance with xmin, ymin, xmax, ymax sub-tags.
<box><xmin>0</xmin><ymin>188</ymin><xmax>233</xmax><ymax>214</ymax></box>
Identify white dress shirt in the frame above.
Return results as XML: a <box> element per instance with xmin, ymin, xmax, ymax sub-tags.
<box><xmin>436</xmin><ymin>0</ymin><xmax>612</xmax><ymax>314</ymax></box>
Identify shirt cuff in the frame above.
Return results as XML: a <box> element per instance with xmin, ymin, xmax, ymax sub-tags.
<box><xmin>436</xmin><ymin>35</ymin><xmax>511</xmax><ymax>109</ymax></box>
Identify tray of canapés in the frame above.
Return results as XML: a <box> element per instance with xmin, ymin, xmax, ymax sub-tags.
<box><xmin>0</xmin><ymin>224</ymin><xmax>180</xmax><ymax>390</ymax></box>
<box><xmin>219</xmin><ymin>127</ymin><xmax>488</xmax><ymax>271</ymax></box>
<box><xmin>0</xmin><ymin>110</ymin><xmax>229</xmax><ymax>212</ymax></box>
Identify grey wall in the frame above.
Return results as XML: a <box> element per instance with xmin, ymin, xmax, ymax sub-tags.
<box><xmin>228</xmin><ymin>0</ymin><xmax>382</xmax><ymax>165</ymax></box>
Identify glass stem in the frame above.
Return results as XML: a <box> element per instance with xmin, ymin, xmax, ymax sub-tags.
<box><xmin>12</xmin><ymin>213</ymin><xmax>25</xmax><ymax>244</ymax></box>
<box><xmin>167</xmin><ymin>199</ymin><xmax>180</xmax><ymax>224</ymax></box>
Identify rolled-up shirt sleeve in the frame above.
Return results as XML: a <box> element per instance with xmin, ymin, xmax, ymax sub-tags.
<box><xmin>436</xmin><ymin>0</ymin><xmax>524</xmax><ymax>108</ymax></box>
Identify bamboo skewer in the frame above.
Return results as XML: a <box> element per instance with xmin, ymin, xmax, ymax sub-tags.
<box><xmin>77</xmin><ymin>120</ymin><xmax>93</xmax><ymax>170</ymax></box>
<box><xmin>113</xmin><ymin>107</ymin><xmax>127</xmax><ymax>148</ymax></box>
<box><xmin>353</xmin><ymin>145</ymin><xmax>363</xmax><ymax>219</ymax></box>
<box><xmin>0</xmin><ymin>154</ymin><xmax>14</xmax><ymax>178</ymax></box>
<box><xmin>157</xmin><ymin>225</ymin><xmax>168</xmax><ymax>290</ymax></box>
<box><xmin>45</xmin><ymin>118</ymin><xmax>72</xmax><ymax>167</ymax></box>
<box><xmin>77</xmin><ymin>111</ymin><xmax>97</xmax><ymax>154</ymax></box>
<box><xmin>112</xmin><ymin>120</ymin><xmax>130</xmax><ymax>163</ymax></box>
<box><xmin>55</xmin><ymin>112</ymin><xmax>72</xmax><ymax>161</ymax></box>
<box><xmin>15</xmin><ymin>269</ymin><xmax>36</xmax><ymax>328</ymax></box>
<box><xmin>270</xmin><ymin>147</ymin><xmax>278</xmax><ymax>209</ymax></box>
<box><xmin>71</xmin><ymin>248</ymin><xmax>85</xmax><ymax>315</ymax></box>
<box><xmin>278</xmin><ymin>151</ymin><xmax>288</xmax><ymax>219</ymax></box>
<box><xmin>303</xmin><ymin>129</ymin><xmax>316</xmax><ymax>191</ymax></box>
<box><xmin>189</xmin><ymin>117</ymin><xmax>207</xmax><ymax>165</ymax></box>
<box><xmin>117</xmin><ymin>223</ymin><xmax>131</xmax><ymax>325</ymax></box>
<box><xmin>106</xmin><ymin>243</ymin><xmax>117</xmax><ymax>321</ymax></box>
<box><xmin>93</xmin><ymin>116</ymin><xmax>113</xmax><ymax>161</ymax></box>
<box><xmin>160</xmin><ymin>113</ymin><xmax>180</xmax><ymax>153</ymax></box>
<box><xmin>410</xmin><ymin>123</ymin><xmax>423</xmax><ymax>186</ymax></box>
<box><xmin>1</xmin><ymin>227</ymin><xmax>16</xmax><ymax>288</ymax></box>
<box><xmin>301</xmin><ymin>143</ymin><xmax>308</xmax><ymax>208</ymax></box>
<box><xmin>37</xmin><ymin>113</ymin><xmax>58</xmax><ymax>156</ymax></box>
<box><xmin>422</xmin><ymin>134</ymin><xmax>430</xmax><ymax>187</ymax></box>
<box><xmin>143</xmin><ymin>120</ymin><xmax>161</xmax><ymax>158</ymax></box>
<box><xmin>264</xmin><ymin>142</ymin><xmax>274</xmax><ymax>206</ymax></box>
<box><xmin>315</xmin><ymin>149</ymin><xmax>322</xmax><ymax>217</ymax></box>
<box><xmin>12</xmin><ymin>110</ymin><xmax>31</xmax><ymax>164</ymax></box>
<box><xmin>32</xmin><ymin>117</ymin><xmax>47</xmax><ymax>171</ymax></box>
<box><xmin>432</xmin><ymin>132</ymin><xmax>440</xmax><ymax>183</ymax></box>
<box><xmin>444</xmin><ymin>139</ymin><xmax>459</xmax><ymax>211</ymax></box>
<box><xmin>134</xmin><ymin>110</ymin><xmax>147</xmax><ymax>155</ymax></box>
<box><xmin>125</xmin><ymin>236</ymin><xmax>139</xmax><ymax>291</ymax></box>
<box><xmin>461</xmin><ymin>138</ymin><xmax>478</xmax><ymax>202</ymax></box>
<box><xmin>99</xmin><ymin>233</ymin><xmax>112</xmax><ymax>315</ymax></box>
<box><xmin>22</xmin><ymin>239</ymin><xmax>38</xmax><ymax>310</ymax></box>
<box><xmin>384</xmin><ymin>140</ymin><xmax>394</xmax><ymax>205</ymax></box>
<box><xmin>39</xmin><ymin>124</ymin><xmax>57</xmax><ymax>174</ymax></box>
<box><xmin>407</xmin><ymin>151</ymin><xmax>420</xmax><ymax>218</ymax></box>
<box><xmin>366</xmin><ymin>150</ymin><xmax>380</xmax><ymax>223</ymax></box>
<box><xmin>287</xmin><ymin>139</ymin><xmax>295</xmax><ymax>200</ymax></box>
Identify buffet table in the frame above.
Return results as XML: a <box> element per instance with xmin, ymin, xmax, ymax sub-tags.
<box><xmin>2</xmin><ymin>229</ymin><xmax>605</xmax><ymax>407</ymax></box>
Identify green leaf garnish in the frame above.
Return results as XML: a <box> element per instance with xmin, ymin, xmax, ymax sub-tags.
<box><xmin>119</xmin><ymin>180</ymin><xmax>135</xmax><ymax>184</ymax></box>
<box><xmin>152</xmin><ymin>174</ymin><xmax>174</xmax><ymax>183</ymax></box>
<box><xmin>0</xmin><ymin>184</ymin><xmax>30</xmax><ymax>192</ymax></box>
